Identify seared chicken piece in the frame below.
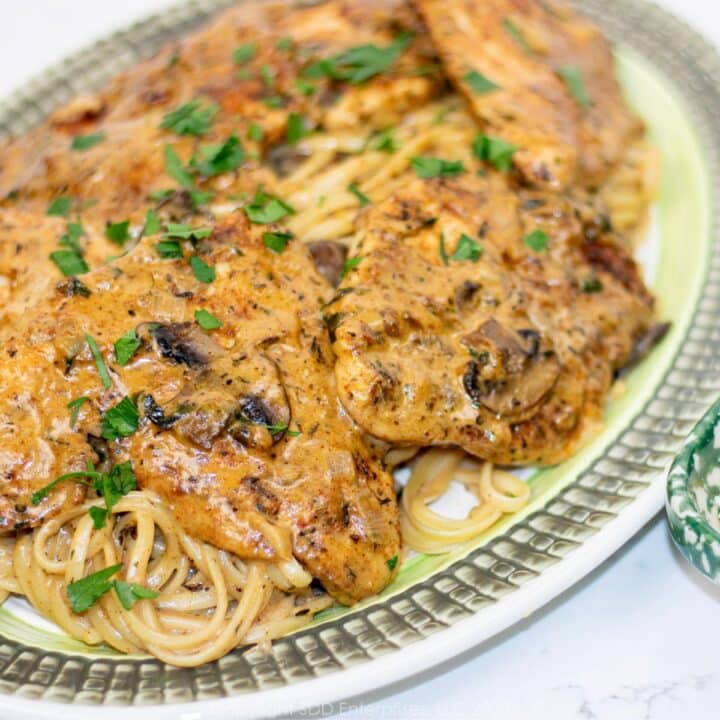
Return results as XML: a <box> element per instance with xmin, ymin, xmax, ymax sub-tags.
<box><xmin>329</xmin><ymin>175</ymin><xmax>656</xmax><ymax>465</ymax></box>
<box><xmin>0</xmin><ymin>0</ymin><xmax>440</xmax><ymax>230</ymax></box>
<box><xmin>415</xmin><ymin>0</ymin><xmax>642</xmax><ymax>189</ymax></box>
<box><xmin>0</xmin><ymin>210</ymin><xmax>120</xmax><ymax>331</ymax></box>
<box><xmin>0</xmin><ymin>214</ymin><xmax>399</xmax><ymax>603</ymax></box>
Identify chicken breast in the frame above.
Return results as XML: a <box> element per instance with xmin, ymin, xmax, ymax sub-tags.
<box><xmin>0</xmin><ymin>214</ymin><xmax>399</xmax><ymax>603</ymax></box>
<box><xmin>329</xmin><ymin>174</ymin><xmax>656</xmax><ymax>465</ymax></box>
<box><xmin>415</xmin><ymin>0</ymin><xmax>643</xmax><ymax>189</ymax></box>
<box><xmin>0</xmin><ymin>0</ymin><xmax>441</xmax><ymax>231</ymax></box>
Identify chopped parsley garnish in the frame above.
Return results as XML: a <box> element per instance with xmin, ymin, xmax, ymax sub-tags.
<box><xmin>47</xmin><ymin>196</ymin><xmax>72</xmax><ymax>217</ymax></box>
<box><xmin>259</xmin><ymin>64</ymin><xmax>275</xmax><ymax>88</ymax></box>
<box><xmin>286</xmin><ymin>113</ymin><xmax>307</xmax><ymax>144</ymax></box>
<box><xmin>102</xmin><ymin>397</ymin><xmax>140</xmax><ymax>440</ymax></box>
<box><xmin>61</xmin><ymin>222</ymin><xmax>85</xmax><ymax>252</ymax></box>
<box><xmin>148</xmin><ymin>188</ymin><xmax>175</xmax><ymax>202</ymax></box>
<box><xmin>464</xmin><ymin>70</ymin><xmax>500</xmax><ymax>95</ymax></box>
<box><xmin>411</xmin><ymin>156</ymin><xmax>465</xmax><ymax>179</ymax></box>
<box><xmin>452</xmin><ymin>233</ymin><xmax>483</xmax><ymax>262</ymax></box>
<box><xmin>276</xmin><ymin>37</ymin><xmax>293</xmax><ymax>52</ymax></box>
<box><xmin>438</xmin><ymin>233</ymin><xmax>449</xmax><ymax>266</ymax></box>
<box><xmin>244</xmin><ymin>190</ymin><xmax>295</xmax><ymax>224</ymax></box>
<box><xmin>294</xmin><ymin>79</ymin><xmax>316</xmax><ymax>96</ymax></box>
<box><xmin>194</xmin><ymin>308</ymin><xmax>222</xmax><ymax>330</ymax></box>
<box><xmin>582</xmin><ymin>276</ymin><xmax>603</xmax><ymax>293</ymax></box>
<box><xmin>155</xmin><ymin>240</ymin><xmax>183</xmax><ymax>258</ymax></box>
<box><xmin>263</xmin><ymin>96</ymin><xmax>285</xmax><ymax>108</ymax></box>
<box><xmin>105</xmin><ymin>220</ymin><xmax>130</xmax><ymax>247</ymax></box>
<box><xmin>556</xmin><ymin>65</ymin><xmax>590</xmax><ymax>108</ymax></box>
<box><xmin>113</xmin><ymin>580</ymin><xmax>159</xmax><ymax>610</ymax></box>
<box><xmin>190</xmin><ymin>189</ymin><xmax>214</xmax><ymax>208</ymax></box>
<box><xmin>347</xmin><ymin>183</ymin><xmax>370</xmax><ymax>206</ymax></box>
<box><xmin>164</xmin><ymin>223</ymin><xmax>212</xmax><ymax>240</ymax></box>
<box><xmin>303</xmin><ymin>32</ymin><xmax>413</xmax><ymax>85</ymax></box>
<box><xmin>189</xmin><ymin>255</ymin><xmax>216</xmax><ymax>283</ymax></box>
<box><xmin>71</xmin><ymin>132</ymin><xmax>106</xmax><ymax>151</ymax></box>
<box><xmin>160</xmin><ymin>100</ymin><xmax>218</xmax><ymax>137</ymax></box>
<box><xmin>473</xmin><ymin>133</ymin><xmax>516</xmax><ymax>173</ymax></box>
<box><xmin>233</xmin><ymin>42</ymin><xmax>257</xmax><ymax>65</ymax></box>
<box><xmin>67</xmin><ymin>396</ymin><xmax>89</xmax><ymax>428</ymax></box>
<box><xmin>191</xmin><ymin>135</ymin><xmax>245</xmax><ymax>177</ymax></box>
<box><xmin>50</xmin><ymin>249</ymin><xmax>88</xmax><ymax>277</ymax></box>
<box><xmin>86</xmin><ymin>334</ymin><xmax>112</xmax><ymax>390</ymax></box>
<box><xmin>263</xmin><ymin>230</ymin><xmax>293</xmax><ymax>253</ymax></box>
<box><xmin>143</xmin><ymin>208</ymin><xmax>161</xmax><ymax>236</ymax></box>
<box><xmin>163</xmin><ymin>145</ymin><xmax>193</xmax><ymax>187</ymax></box>
<box><xmin>341</xmin><ymin>255</ymin><xmax>362</xmax><ymax>279</ymax></box>
<box><xmin>502</xmin><ymin>17</ymin><xmax>532</xmax><ymax>54</ymax></box>
<box><xmin>370</xmin><ymin>128</ymin><xmax>397</xmax><ymax>153</ymax></box>
<box><xmin>67</xmin><ymin>564</ymin><xmax>122</xmax><ymax>613</ymax></box>
<box><xmin>523</xmin><ymin>228</ymin><xmax>550</xmax><ymax>252</ymax></box>
<box><xmin>114</xmin><ymin>329</ymin><xmax>141</xmax><ymax>366</ymax></box>
<box><xmin>247</xmin><ymin>122</ymin><xmax>264</xmax><ymax>142</ymax></box>
<box><xmin>265</xmin><ymin>422</ymin><xmax>301</xmax><ymax>437</ymax></box>
<box><xmin>386</xmin><ymin>555</ymin><xmax>398</xmax><ymax>571</ymax></box>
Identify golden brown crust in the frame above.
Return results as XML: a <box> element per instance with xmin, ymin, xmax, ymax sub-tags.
<box><xmin>0</xmin><ymin>215</ymin><xmax>399</xmax><ymax>602</ymax></box>
<box><xmin>329</xmin><ymin>175</ymin><xmax>654</xmax><ymax>465</ymax></box>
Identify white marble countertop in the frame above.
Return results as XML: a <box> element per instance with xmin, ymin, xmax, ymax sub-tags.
<box><xmin>1</xmin><ymin>2</ymin><xmax>718</xmax><ymax>718</ymax></box>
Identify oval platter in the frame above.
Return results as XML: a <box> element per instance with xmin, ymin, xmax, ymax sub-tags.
<box><xmin>0</xmin><ymin>0</ymin><xmax>719</xmax><ymax>717</ymax></box>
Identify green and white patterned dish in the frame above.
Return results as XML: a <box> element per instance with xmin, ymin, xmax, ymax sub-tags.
<box><xmin>667</xmin><ymin>398</ymin><xmax>720</xmax><ymax>582</ymax></box>
<box><xmin>1</xmin><ymin>0</ymin><xmax>720</xmax><ymax>717</ymax></box>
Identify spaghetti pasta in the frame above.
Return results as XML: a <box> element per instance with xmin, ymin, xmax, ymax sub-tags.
<box><xmin>1</xmin><ymin>492</ymin><xmax>330</xmax><ymax>666</ymax></box>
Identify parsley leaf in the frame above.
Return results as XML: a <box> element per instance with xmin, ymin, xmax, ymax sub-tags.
<box><xmin>304</xmin><ymin>32</ymin><xmax>413</xmax><ymax>85</ymax></box>
<box><xmin>341</xmin><ymin>255</ymin><xmax>362</xmax><ymax>279</ymax></box>
<box><xmin>50</xmin><ymin>249</ymin><xmax>88</xmax><ymax>277</ymax></box>
<box><xmin>347</xmin><ymin>183</ymin><xmax>370</xmax><ymax>206</ymax></box>
<box><xmin>189</xmin><ymin>255</ymin><xmax>216</xmax><ymax>283</ymax></box>
<box><xmin>102</xmin><ymin>397</ymin><xmax>139</xmax><ymax>440</ymax></box>
<box><xmin>67</xmin><ymin>396</ymin><xmax>89</xmax><ymax>428</ymax></box>
<box><xmin>582</xmin><ymin>276</ymin><xmax>603</xmax><ymax>293</ymax></box>
<box><xmin>194</xmin><ymin>308</ymin><xmax>222</xmax><ymax>330</ymax></box>
<box><xmin>294</xmin><ymin>79</ymin><xmax>316</xmax><ymax>96</ymax></box>
<box><xmin>473</xmin><ymin>133</ymin><xmax>516</xmax><ymax>172</ymax></box>
<box><xmin>245</xmin><ymin>191</ymin><xmax>295</xmax><ymax>224</ymax></box>
<box><xmin>263</xmin><ymin>96</ymin><xmax>285</xmax><ymax>109</ymax></box>
<box><xmin>114</xmin><ymin>329</ymin><xmax>141</xmax><ymax>366</ymax></box>
<box><xmin>438</xmin><ymin>233</ymin><xmax>449</xmax><ymax>266</ymax></box>
<box><xmin>502</xmin><ymin>17</ymin><xmax>532</xmax><ymax>54</ymax></box>
<box><xmin>523</xmin><ymin>228</ymin><xmax>550</xmax><ymax>252</ymax></box>
<box><xmin>86</xmin><ymin>334</ymin><xmax>112</xmax><ymax>390</ymax></box>
<box><xmin>71</xmin><ymin>132</ymin><xmax>106</xmax><ymax>151</ymax></box>
<box><xmin>452</xmin><ymin>233</ymin><xmax>483</xmax><ymax>262</ymax></box>
<box><xmin>191</xmin><ymin>135</ymin><xmax>245</xmax><ymax>177</ymax></box>
<box><xmin>262</xmin><ymin>230</ymin><xmax>293</xmax><ymax>253</ymax></box>
<box><xmin>105</xmin><ymin>220</ymin><xmax>130</xmax><ymax>246</ymax></box>
<box><xmin>113</xmin><ymin>580</ymin><xmax>159</xmax><ymax>610</ymax></box>
<box><xmin>143</xmin><ymin>208</ymin><xmax>161</xmax><ymax>236</ymax></box>
<box><xmin>276</xmin><ymin>37</ymin><xmax>293</xmax><ymax>52</ymax></box>
<box><xmin>233</xmin><ymin>42</ymin><xmax>257</xmax><ymax>65</ymax></box>
<box><xmin>386</xmin><ymin>555</ymin><xmax>398</xmax><ymax>571</ymax></box>
<box><xmin>88</xmin><ymin>506</ymin><xmax>108</xmax><ymax>529</ymax></box>
<box><xmin>163</xmin><ymin>145</ymin><xmax>194</xmax><ymax>187</ymax></box>
<box><xmin>47</xmin><ymin>196</ymin><xmax>72</xmax><ymax>217</ymax></box>
<box><xmin>164</xmin><ymin>223</ymin><xmax>212</xmax><ymax>240</ymax></box>
<box><xmin>556</xmin><ymin>65</ymin><xmax>591</xmax><ymax>108</ymax></box>
<box><xmin>287</xmin><ymin>113</ymin><xmax>307</xmax><ymax>144</ymax></box>
<box><xmin>247</xmin><ymin>122</ymin><xmax>264</xmax><ymax>142</ymax></box>
<box><xmin>411</xmin><ymin>157</ymin><xmax>465</xmax><ymax>179</ymax></box>
<box><xmin>160</xmin><ymin>100</ymin><xmax>218</xmax><ymax>137</ymax></box>
<box><xmin>190</xmin><ymin>189</ymin><xmax>214</xmax><ymax>208</ymax></box>
<box><xmin>464</xmin><ymin>70</ymin><xmax>500</xmax><ymax>94</ymax></box>
<box><xmin>67</xmin><ymin>564</ymin><xmax>122</xmax><ymax>613</ymax></box>
<box><xmin>370</xmin><ymin>128</ymin><xmax>397</xmax><ymax>153</ymax></box>
<box><xmin>155</xmin><ymin>240</ymin><xmax>183</xmax><ymax>258</ymax></box>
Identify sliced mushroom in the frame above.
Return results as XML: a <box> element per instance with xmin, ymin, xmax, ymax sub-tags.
<box><xmin>142</xmin><ymin>322</ymin><xmax>225</xmax><ymax>368</ymax></box>
<box><xmin>462</xmin><ymin>319</ymin><xmax>559</xmax><ymax>418</ymax></box>
<box><xmin>307</xmin><ymin>241</ymin><xmax>348</xmax><ymax>287</ymax></box>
